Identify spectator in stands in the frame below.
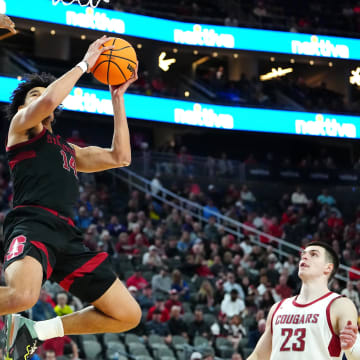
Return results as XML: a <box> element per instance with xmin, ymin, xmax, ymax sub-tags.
<box><xmin>107</xmin><ymin>215</ymin><xmax>125</xmax><ymax>237</ymax></box>
<box><xmin>227</xmin><ymin>314</ymin><xmax>247</xmax><ymax>351</ymax></box>
<box><xmin>152</xmin><ymin>266</ymin><xmax>172</xmax><ymax>297</ymax></box>
<box><xmin>291</xmin><ymin>186</ymin><xmax>309</xmax><ymax>206</ymax></box>
<box><xmin>274</xmin><ymin>274</ymin><xmax>293</xmax><ymax>300</ymax></box>
<box><xmin>165</xmin><ymin>289</ymin><xmax>184</xmax><ymax>313</ymax></box>
<box><xmin>177</xmin><ymin>231</ymin><xmax>191</xmax><ymax>254</ymax></box>
<box><xmin>221</xmin><ymin>289</ymin><xmax>245</xmax><ymax>318</ymax></box>
<box><xmin>317</xmin><ymin>189</ymin><xmax>336</xmax><ymax>206</ymax></box>
<box><xmin>203</xmin><ymin>199</ymin><xmax>220</xmax><ymax>220</ymax></box>
<box><xmin>168</xmin><ymin>305</ymin><xmax>188</xmax><ymax>338</ymax></box>
<box><xmin>136</xmin><ymin>284</ymin><xmax>155</xmax><ymax>311</ymax></box>
<box><xmin>54</xmin><ymin>292</ymin><xmax>73</xmax><ymax>317</ymax></box>
<box><xmin>74</xmin><ymin>205</ymin><xmax>93</xmax><ymax>230</ymax></box>
<box><xmin>165</xmin><ymin>236</ymin><xmax>181</xmax><ymax>259</ymax></box>
<box><xmin>143</xmin><ymin>245</ymin><xmax>163</xmax><ymax>268</ymax></box>
<box><xmin>240</xmin><ymin>185</ymin><xmax>256</xmax><ymax>212</ymax></box>
<box><xmin>247</xmin><ymin>318</ymin><xmax>266</xmax><ymax>349</ymax></box>
<box><xmin>188</xmin><ymin>307</ymin><xmax>211</xmax><ymax>341</ymax></box>
<box><xmin>98</xmin><ymin>229</ymin><xmax>116</xmax><ymax>257</ymax></box>
<box><xmin>145</xmin><ymin>308</ymin><xmax>171</xmax><ymax>340</ymax></box>
<box><xmin>32</xmin><ymin>289</ymin><xmax>56</xmax><ymax>321</ymax></box>
<box><xmin>171</xmin><ymin>269</ymin><xmax>190</xmax><ymax>301</ymax></box>
<box><xmin>167</xmin><ymin>209</ymin><xmax>183</xmax><ymax>237</ymax></box>
<box><xmin>147</xmin><ymin>296</ymin><xmax>170</xmax><ymax>322</ymax></box>
<box><xmin>204</xmin><ymin>216</ymin><xmax>219</xmax><ymax>242</ymax></box>
<box><xmin>341</xmin><ymin>281</ymin><xmax>360</xmax><ymax>309</ymax></box>
<box><xmin>196</xmin><ymin>280</ymin><xmax>215</xmax><ymax>308</ymax></box>
<box><xmin>42</xmin><ymin>335</ymin><xmax>79</xmax><ymax>359</ymax></box>
<box><xmin>224</xmin><ymin>272</ymin><xmax>245</xmax><ymax>299</ymax></box>
<box><xmin>151</xmin><ymin>172</ymin><xmax>163</xmax><ymax>196</ymax></box>
<box><xmin>126</xmin><ymin>270</ymin><xmax>149</xmax><ymax>290</ymax></box>
<box><xmin>202</xmin><ymin>348</ymin><xmax>215</xmax><ymax>360</ymax></box>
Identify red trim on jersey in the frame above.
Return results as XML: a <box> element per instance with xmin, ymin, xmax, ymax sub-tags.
<box><xmin>292</xmin><ymin>291</ymin><xmax>333</xmax><ymax>307</ymax></box>
<box><xmin>59</xmin><ymin>252</ymin><xmax>108</xmax><ymax>292</ymax></box>
<box><xmin>326</xmin><ymin>295</ymin><xmax>343</xmax><ymax>357</ymax></box>
<box><xmin>30</xmin><ymin>241</ymin><xmax>53</xmax><ymax>279</ymax></box>
<box><xmin>271</xmin><ymin>299</ymin><xmax>286</xmax><ymax>334</ymax></box>
<box><xmin>6</xmin><ymin>127</ymin><xmax>46</xmax><ymax>151</ymax></box>
<box><xmin>9</xmin><ymin>150</ymin><xmax>36</xmax><ymax>170</ymax></box>
<box><xmin>14</xmin><ymin>205</ymin><xmax>75</xmax><ymax>227</ymax></box>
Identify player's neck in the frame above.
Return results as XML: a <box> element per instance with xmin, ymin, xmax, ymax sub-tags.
<box><xmin>297</xmin><ymin>280</ymin><xmax>330</xmax><ymax>304</ymax></box>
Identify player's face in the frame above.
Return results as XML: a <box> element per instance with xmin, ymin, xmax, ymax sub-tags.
<box><xmin>298</xmin><ymin>246</ymin><xmax>332</xmax><ymax>280</ymax></box>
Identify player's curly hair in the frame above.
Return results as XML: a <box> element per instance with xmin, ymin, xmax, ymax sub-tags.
<box><xmin>6</xmin><ymin>72</ymin><xmax>58</xmax><ymax>122</ymax></box>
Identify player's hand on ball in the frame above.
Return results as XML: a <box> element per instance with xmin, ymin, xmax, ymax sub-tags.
<box><xmin>340</xmin><ymin>321</ymin><xmax>358</xmax><ymax>350</ymax></box>
<box><xmin>110</xmin><ymin>62</ymin><xmax>139</xmax><ymax>97</ymax></box>
<box><xmin>82</xmin><ymin>35</ymin><xmax>115</xmax><ymax>73</ymax></box>
<box><xmin>0</xmin><ymin>14</ymin><xmax>16</xmax><ymax>33</ymax></box>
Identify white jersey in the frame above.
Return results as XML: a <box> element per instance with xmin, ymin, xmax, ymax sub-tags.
<box><xmin>270</xmin><ymin>291</ymin><xmax>343</xmax><ymax>360</ymax></box>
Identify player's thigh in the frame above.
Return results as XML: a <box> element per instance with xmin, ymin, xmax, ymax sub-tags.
<box><xmin>92</xmin><ymin>278</ymin><xmax>141</xmax><ymax>324</ymax></box>
<box><xmin>5</xmin><ymin>256</ymin><xmax>43</xmax><ymax>303</ymax></box>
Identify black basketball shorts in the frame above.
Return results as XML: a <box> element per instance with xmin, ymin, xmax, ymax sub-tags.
<box><xmin>2</xmin><ymin>206</ymin><xmax>117</xmax><ymax>303</ymax></box>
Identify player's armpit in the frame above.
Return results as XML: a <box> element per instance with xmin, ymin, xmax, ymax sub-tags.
<box><xmin>70</xmin><ymin>143</ymin><xmax>131</xmax><ymax>173</ymax></box>
<box><xmin>246</xmin><ymin>303</ymin><xmax>277</xmax><ymax>360</ymax></box>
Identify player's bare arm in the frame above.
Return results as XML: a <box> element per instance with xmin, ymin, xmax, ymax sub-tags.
<box><xmin>0</xmin><ymin>14</ymin><xmax>16</xmax><ymax>33</ymax></box>
<box><xmin>8</xmin><ymin>35</ymin><xmax>114</xmax><ymax>137</ymax></box>
<box><xmin>331</xmin><ymin>296</ymin><xmax>360</xmax><ymax>359</ymax></box>
<box><xmin>70</xmin><ymin>64</ymin><xmax>138</xmax><ymax>173</ymax></box>
<box><xmin>246</xmin><ymin>302</ymin><xmax>277</xmax><ymax>360</ymax></box>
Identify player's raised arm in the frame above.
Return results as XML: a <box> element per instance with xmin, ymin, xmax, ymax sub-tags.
<box><xmin>0</xmin><ymin>14</ymin><xmax>16</xmax><ymax>33</ymax></box>
<box><xmin>70</xmin><ymin>64</ymin><xmax>138</xmax><ymax>173</ymax></box>
<box><xmin>9</xmin><ymin>36</ymin><xmax>114</xmax><ymax>134</ymax></box>
<box><xmin>246</xmin><ymin>303</ymin><xmax>276</xmax><ymax>360</ymax></box>
<box><xmin>333</xmin><ymin>297</ymin><xmax>360</xmax><ymax>360</ymax></box>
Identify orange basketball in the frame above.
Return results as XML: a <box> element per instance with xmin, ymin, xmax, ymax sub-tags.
<box><xmin>91</xmin><ymin>37</ymin><xmax>137</xmax><ymax>85</ymax></box>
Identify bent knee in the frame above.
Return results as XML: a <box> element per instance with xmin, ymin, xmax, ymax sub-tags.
<box><xmin>122</xmin><ymin>301</ymin><xmax>142</xmax><ymax>328</ymax></box>
<box><xmin>9</xmin><ymin>289</ymin><xmax>39</xmax><ymax>313</ymax></box>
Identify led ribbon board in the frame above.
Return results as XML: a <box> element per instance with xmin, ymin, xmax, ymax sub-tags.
<box><xmin>1</xmin><ymin>76</ymin><xmax>359</xmax><ymax>139</ymax></box>
<box><xmin>3</xmin><ymin>0</ymin><xmax>360</xmax><ymax>59</ymax></box>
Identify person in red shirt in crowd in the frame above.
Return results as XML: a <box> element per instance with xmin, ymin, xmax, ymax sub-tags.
<box><xmin>147</xmin><ymin>296</ymin><xmax>170</xmax><ymax>323</ymax></box>
<box><xmin>126</xmin><ymin>270</ymin><xmax>149</xmax><ymax>290</ymax></box>
<box><xmin>42</xmin><ymin>335</ymin><xmax>79</xmax><ymax>358</ymax></box>
<box><xmin>164</xmin><ymin>289</ymin><xmax>184</xmax><ymax>313</ymax></box>
<box><xmin>128</xmin><ymin>223</ymin><xmax>149</xmax><ymax>247</ymax></box>
<box><xmin>274</xmin><ymin>275</ymin><xmax>293</xmax><ymax>299</ymax></box>
<box><xmin>349</xmin><ymin>259</ymin><xmax>360</xmax><ymax>281</ymax></box>
<box><xmin>280</xmin><ymin>206</ymin><xmax>297</xmax><ymax>226</ymax></box>
<box><xmin>327</xmin><ymin>210</ymin><xmax>344</xmax><ymax>229</ymax></box>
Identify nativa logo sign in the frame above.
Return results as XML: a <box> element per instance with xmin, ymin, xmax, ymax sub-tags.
<box><xmin>174</xmin><ymin>24</ymin><xmax>235</xmax><ymax>48</ymax></box>
<box><xmin>295</xmin><ymin>114</ymin><xmax>356</xmax><ymax>138</ymax></box>
<box><xmin>174</xmin><ymin>104</ymin><xmax>234</xmax><ymax>129</ymax></box>
<box><xmin>291</xmin><ymin>35</ymin><xmax>349</xmax><ymax>59</ymax></box>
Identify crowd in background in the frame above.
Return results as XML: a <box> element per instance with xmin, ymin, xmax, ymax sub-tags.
<box><xmin>1</xmin><ymin>148</ymin><xmax>360</xmax><ymax>359</ymax></box>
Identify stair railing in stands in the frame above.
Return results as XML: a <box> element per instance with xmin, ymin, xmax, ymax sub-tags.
<box><xmin>113</xmin><ymin>167</ymin><xmax>359</xmax><ymax>283</ymax></box>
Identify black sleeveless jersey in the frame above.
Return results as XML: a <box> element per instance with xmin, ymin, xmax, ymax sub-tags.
<box><xmin>6</xmin><ymin>128</ymin><xmax>79</xmax><ymax>218</ymax></box>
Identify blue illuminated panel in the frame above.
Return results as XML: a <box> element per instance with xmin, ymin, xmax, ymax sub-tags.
<box><xmin>1</xmin><ymin>76</ymin><xmax>359</xmax><ymax>139</ymax></box>
<box><xmin>3</xmin><ymin>0</ymin><xmax>360</xmax><ymax>59</ymax></box>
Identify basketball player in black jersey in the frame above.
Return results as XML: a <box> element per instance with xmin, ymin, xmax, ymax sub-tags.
<box><xmin>2</xmin><ymin>35</ymin><xmax>141</xmax><ymax>359</ymax></box>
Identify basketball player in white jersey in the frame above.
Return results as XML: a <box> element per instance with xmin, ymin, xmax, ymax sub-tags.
<box><xmin>247</xmin><ymin>241</ymin><xmax>360</xmax><ymax>360</ymax></box>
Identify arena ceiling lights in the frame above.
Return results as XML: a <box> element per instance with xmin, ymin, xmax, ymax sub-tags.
<box><xmin>4</xmin><ymin>0</ymin><xmax>360</xmax><ymax>60</ymax></box>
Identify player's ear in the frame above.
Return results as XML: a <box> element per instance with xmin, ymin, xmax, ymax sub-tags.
<box><xmin>325</xmin><ymin>262</ymin><xmax>334</xmax><ymax>276</ymax></box>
